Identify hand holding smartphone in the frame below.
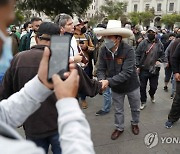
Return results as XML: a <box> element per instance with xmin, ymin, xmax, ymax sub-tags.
<box><xmin>48</xmin><ymin>35</ymin><xmax>71</xmax><ymax>81</ymax></box>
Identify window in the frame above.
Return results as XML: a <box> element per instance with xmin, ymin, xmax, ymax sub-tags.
<box><xmin>134</xmin><ymin>4</ymin><xmax>138</xmax><ymax>12</ymax></box>
<box><xmin>157</xmin><ymin>3</ymin><xmax>161</xmax><ymax>11</ymax></box>
<box><xmin>92</xmin><ymin>5</ymin><xmax>93</xmax><ymax>10</ymax></box>
<box><xmin>145</xmin><ymin>4</ymin><xmax>150</xmax><ymax>11</ymax></box>
<box><xmin>169</xmin><ymin>3</ymin><xmax>174</xmax><ymax>11</ymax></box>
<box><xmin>94</xmin><ymin>6</ymin><xmax>95</xmax><ymax>10</ymax></box>
<box><xmin>92</xmin><ymin>14</ymin><xmax>94</xmax><ymax>17</ymax></box>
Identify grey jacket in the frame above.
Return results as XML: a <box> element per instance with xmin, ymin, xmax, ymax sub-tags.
<box><xmin>136</xmin><ymin>38</ymin><xmax>166</xmax><ymax>69</ymax></box>
<box><xmin>97</xmin><ymin>41</ymin><xmax>140</xmax><ymax>93</ymax></box>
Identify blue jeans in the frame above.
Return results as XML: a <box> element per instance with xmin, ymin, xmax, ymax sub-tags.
<box><xmin>168</xmin><ymin>82</ymin><xmax>180</xmax><ymax>122</ymax></box>
<box><xmin>171</xmin><ymin>75</ymin><xmax>176</xmax><ymax>96</ymax></box>
<box><xmin>102</xmin><ymin>87</ymin><xmax>112</xmax><ymax>112</ymax></box>
<box><xmin>27</xmin><ymin>133</ymin><xmax>61</xmax><ymax>154</ymax></box>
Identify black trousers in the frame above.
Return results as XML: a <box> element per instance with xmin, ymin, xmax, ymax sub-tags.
<box><xmin>168</xmin><ymin>81</ymin><xmax>180</xmax><ymax>122</ymax></box>
<box><xmin>164</xmin><ymin>66</ymin><xmax>172</xmax><ymax>83</ymax></box>
<box><xmin>139</xmin><ymin>70</ymin><xmax>159</xmax><ymax>103</ymax></box>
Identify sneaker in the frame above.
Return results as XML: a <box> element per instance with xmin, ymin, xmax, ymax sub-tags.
<box><xmin>170</xmin><ymin>94</ymin><xmax>174</xmax><ymax>99</ymax></box>
<box><xmin>140</xmin><ymin>103</ymin><xmax>146</xmax><ymax>110</ymax></box>
<box><xmin>151</xmin><ymin>96</ymin><xmax>156</xmax><ymax>103</ymax></box>
<box><xmin>95</xmin><ymin>110</ymin><xmax>108</xmax><ymax>116</ymax></box>
<box><xmin>165</xmin><ymin>120</ymin><xmax>174</xmax><ymax>129</ymax></box>
<box><xmin>163</xmin><ymin>86</ymin><xmax>168</xmax><ymax>92</ymax></box>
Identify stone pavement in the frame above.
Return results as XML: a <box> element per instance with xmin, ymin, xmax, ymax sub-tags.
<box><xmin>17</xmin><ymin>69</ymin><xmax>180</xmax><ymax>154</ymax></box>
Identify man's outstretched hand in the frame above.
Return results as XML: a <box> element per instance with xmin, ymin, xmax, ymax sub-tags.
<box><xmin>99</xmin><ymin>80</ymin><xmax>109</xmax><ymax>91</ymax></box>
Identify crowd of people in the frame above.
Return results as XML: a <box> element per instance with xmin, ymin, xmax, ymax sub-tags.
<box><xmin>0</xmin><ymin>0</ymin><xmax>180</xmax><ymax>154</ymax></box>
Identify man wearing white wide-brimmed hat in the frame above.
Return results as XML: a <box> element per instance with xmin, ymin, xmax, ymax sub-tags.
<box><xmin>95</xmin><ymin>20</ymin><xmax>141</xmax><ymax>140</ymax></box>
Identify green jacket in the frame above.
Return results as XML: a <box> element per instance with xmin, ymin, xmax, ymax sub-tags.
<box><xmin>19</xmin><ymin>31</ymin><xmax>32</xmax><ymax>52</ymax></box>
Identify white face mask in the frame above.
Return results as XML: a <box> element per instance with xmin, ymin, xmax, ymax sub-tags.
<box><xmin>27</xmin><ymin>28</ymin><xmax>32</xmax><ymax>33</ymax></box>
<box><xmin>97</xmin><ymin>36</ymin><xmax>102</xmax><ymax>40</ymax></box>
<box><xmin>0</xmin><ymin>29</ymin><xmax>13</xmax><ymax>82</ymax></box>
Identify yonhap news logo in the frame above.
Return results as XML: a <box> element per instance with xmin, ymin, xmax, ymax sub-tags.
<box><xmin>144</xmin><ymin>132</ymin><xmax>180</xmax><ymax>148</ymax></box>
<box><xmin>144</xmin><ymin>132</ymin><xmax>159</xmax><ymax>148</ymax></box>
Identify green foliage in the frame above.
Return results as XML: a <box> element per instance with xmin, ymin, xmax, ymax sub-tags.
<box><xmin>14</xmin><ymin>9</ymin><xmax>25</xmax><ymax>25</ymax></box>
<box><xmin>161</xmin><ymin>14</ymin><xmax>180</xmax><ymax>28</ymax></box>
<box><xmin>17</xmin><ymin>0</ymin><xmax>93</xmax><ymax>17</ymax></box>
<box><xmin>128</xmin><ymin>12</ymin><xmax>140</xmax><ymax>25</ymax></box>
<box><xmin>128</xmin><ymin>11</ymin><xmax>154</xmax><ymax>26</ymax></box>
<box><xmin>88</xmin><ymin>11</ymin><xmax>106</xmax><ymax>26</ymax></box>
<box><xmin>100</xmin><ymin>0</ymin><xmax>127</xmax><ymax>20</ymax></box>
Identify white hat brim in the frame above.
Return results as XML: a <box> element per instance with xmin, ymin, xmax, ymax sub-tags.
<box><xmin>95</xmin><ymin>28</ymin><xmax>133</xmax><ymax>38</ymax></box>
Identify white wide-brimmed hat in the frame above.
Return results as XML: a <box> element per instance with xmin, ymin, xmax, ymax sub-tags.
<box><xmin>93</xmin><ymin>27</ymin><xmax>105</xmax><ymax>33</ymax></box>
<box><xmin>94</xmin><ymin>20</ymin><xmax>133</xmax><ymax>38</ymax></box>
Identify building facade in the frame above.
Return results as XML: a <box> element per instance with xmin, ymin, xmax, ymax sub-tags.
<box><xmin>85</xmin><ymin>0</ymin><xmax>180</xmax><ymax>26</ymax></box>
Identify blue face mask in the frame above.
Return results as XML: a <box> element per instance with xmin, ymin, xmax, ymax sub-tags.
<box><xmin>104</xmin><ymin>38</ymin><xmax>115</xmax><ymax>51</ymax></box>
<box><xmin>0</xmin><ymin>30</ymin><xmax>13</xmax><ymax>82</ymax></box>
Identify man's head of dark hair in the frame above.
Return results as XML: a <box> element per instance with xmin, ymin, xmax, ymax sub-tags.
<box><xmin>23</xmin><ymin>21</ymin><xmax>31</xmax><ymax>30</ymax></box>
<box><xmin>97</xmin><ymin>23</ymin><xmax>107</xmax><ymax>29</ymax></box>
<box><xmin>169</xmin><ymin>33</ymin><xmax>176</xmax><ymax>38</ymax></box>
<box><xmin>36</xmin><ymin>22</ymin><xmax>60</xmax><ymax>40</ymax></box>
<box><xmin>31</xmin><ymin>17</ymin><xmax>42</xmax><ymax>23</ymax></box>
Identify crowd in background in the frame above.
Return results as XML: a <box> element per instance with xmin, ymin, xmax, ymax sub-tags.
<box><xmin>0</xmin><ymin>6</ymin><xmax>180</xmax><ymax>153</ymax></box>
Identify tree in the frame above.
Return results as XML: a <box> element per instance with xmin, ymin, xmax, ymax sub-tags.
<box><xmin>100</xmin><ymin>0</ymin><xmax>127</xmax><ymax>21</ymax></box>
<box><xmin>87</xmin><ymin>10</ymin><xmax>106</xmax><ymax>26</ymax></box>
<box><xmin>14</xmin><ymin>9</ymin><xmax>25</xmax><ymax>26</ymax></box>
<box><xmin>128</xmin><ymin>12</ymin><xmax>140</xmax><ymax>25</ymax></box>
<box><xmin>140</xmin><ymin>11</ymin><xmax>154</xmax><ymax>26</ymax></box>
<box><xmin>17</xmin><ymin>0</ymin><xmax>93</xmax><ymax>17</ymax></box>
<box><xmin>161</xmin><ymin>14</ymin><xmax>180</xmax><ymax>29</ymax></box>
<box><xmin>129</xmin><ymin>10</ymin><xmax>154</xmax><ymax>26</ymax></box>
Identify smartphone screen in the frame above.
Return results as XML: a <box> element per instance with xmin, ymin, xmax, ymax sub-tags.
<box><xmin>48</xmin><ymin>35</ymin><xmax>71</xmax><ymax>81</ymax></box>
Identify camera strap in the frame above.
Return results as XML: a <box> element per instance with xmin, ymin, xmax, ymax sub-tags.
<box><xmin>139</xmin><ymin>42</ymin><xmax>156</xmax><ymax>68</ymax></box>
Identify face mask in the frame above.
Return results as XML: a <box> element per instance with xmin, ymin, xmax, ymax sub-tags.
<box><xmin>104</xmin><ymin>38</ymin><xmax>115</xmax><ymax>50</ymax></box>
<box><xmin>81</xmin><ymin>26</ymin><xmax>87</xmax><ymax>34</ymax></box>
<box><xmin>0</xmin><ymin>29</ymin><xmax>13</xmax><ymax>82</ymax></box>
<box><xmin>147</xmin><ymin>33</ymin><xmax>155</xmax><ymax>41</ymax></box>
<box><xmin>27</xmin><ymin>28</ymin><xmax>32</xmax><ymax>33</ymax></box>
<box><xmin>97</xmin><ymin>36</ymin><xmax>102</xmax><ymax>40</ymax></box>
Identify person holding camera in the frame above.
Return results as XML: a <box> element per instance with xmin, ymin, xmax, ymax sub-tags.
<box><xmin>136</xmin><ymin>27</ymin><xmax>166</xmax><ymax>110</ymax></box>
<box><xmin>0</xmin><ymin>1</ymin><xmax>95</xmax><ymax>153</ymax></box>
<box><xmin>0</xmin><ymin>22</ymin><xmax>63</xmax><ymax>154</ymax></box>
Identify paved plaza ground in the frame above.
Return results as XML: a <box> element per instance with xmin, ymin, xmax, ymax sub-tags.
<box><xmin>17</xmin><ymin>69</ymin><xmax>180</xmax><ymax>154</ymax></box>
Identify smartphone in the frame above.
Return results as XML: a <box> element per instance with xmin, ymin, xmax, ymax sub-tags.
<box><xmin>48</xmin><ymin>35</ymin><xmax>71</xmax><ymax>81</ymax></box>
